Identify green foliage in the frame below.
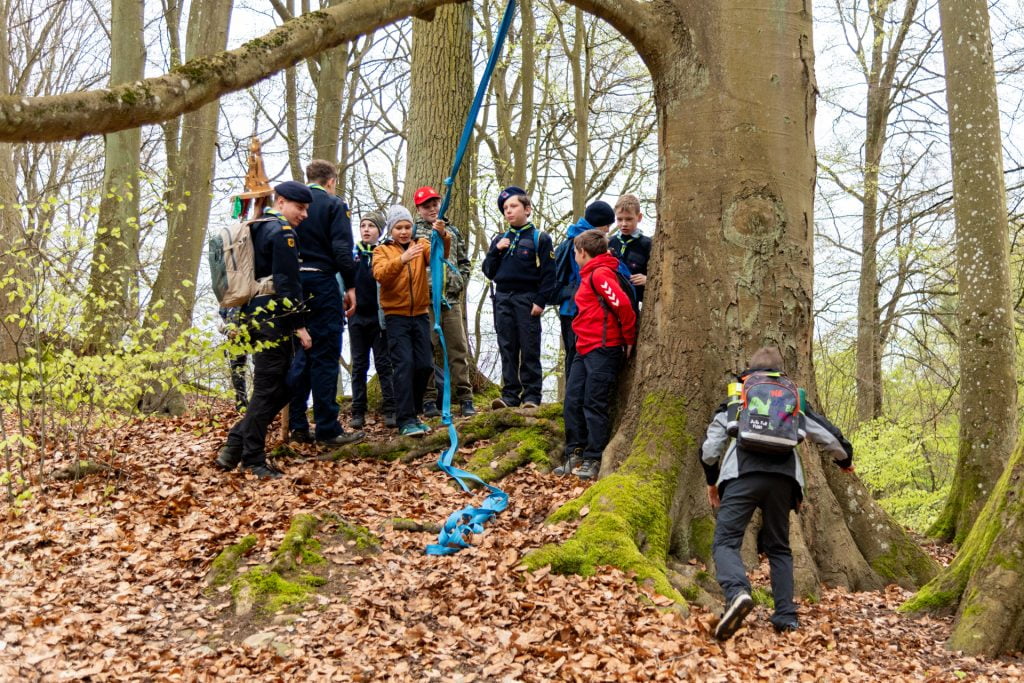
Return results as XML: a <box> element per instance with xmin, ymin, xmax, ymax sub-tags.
<box><xmin>852</xmin><ymin>417</ymin><xmax>953</xmax><ymax>533</ymax></box>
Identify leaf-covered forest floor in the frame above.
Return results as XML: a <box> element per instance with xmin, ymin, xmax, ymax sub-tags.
<box><xmin>1</xmin><ymin>406</ymin><xmax>1022</xmax><ymax>682</ymax></box>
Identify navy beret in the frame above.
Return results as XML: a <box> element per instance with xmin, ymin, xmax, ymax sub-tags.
<box><xmin>275</xmin><ymin>181</ymin><xmax>313</xmax><ymax>204</ymax></box>
<box><xmin>584</xmin><ymin>200</ymin><xmax>615</xmax><ymax>228</ymax></box>
<box><xmin>497</xmin><ymin>185</ymin><xmax>527</xmax><ymax>212</ymax></box>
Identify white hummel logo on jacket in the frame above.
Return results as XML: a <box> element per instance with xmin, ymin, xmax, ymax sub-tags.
<box><xmin>600</xmin><ymin>279</ymin><xmax>620</xmax><ymax>307</ymax></box>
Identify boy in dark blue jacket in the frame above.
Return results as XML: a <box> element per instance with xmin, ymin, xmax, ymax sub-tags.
<box><xmin>348</xmin><ymin>211</ymin><xmax>396</xmax><ymax>429</ymax></box>
<box><xmin>482</xmin><ymin>187</ymin><xmax>557</xmax><ymax>409</ymax></box>
<box><xmin>701</xmin><ymin>346</ymin><xmax>854</xmax><ymax>639</ymax></box>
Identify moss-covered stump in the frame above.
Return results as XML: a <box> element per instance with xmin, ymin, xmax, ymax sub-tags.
<box><xmin>231</xmin><ymin>514</ymin><xmax>327</xmax><ymax>616</ymax></box>
<box><xmin>320</xmin><ymin>405</ymin><xmax>565</xmax><ymax>473</ymax></box>
<box><xmin>902</xmin><ymin>436</ymin><xmax>1024</xmax><ymax>656</ymax></box>
<box><xmin>206</xmin><ymin>535</ymin><xmax>257</xmax><ymax>587</ymax></box>
<box><xmin>524</xmin><ymin>394</ymin><xmax>692</xmax><ymax>605</ymax></box>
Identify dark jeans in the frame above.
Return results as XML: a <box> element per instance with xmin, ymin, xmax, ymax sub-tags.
<box><xmin>226</xmin><ymin>329</ymin><xmax>294</xmax><ymax>466</ymax></box>
<box><xmin>493</xmin><ymin>290</ymin><xmax>542</xmax><ymax>405</ymax></box>
<box><xmin>385</xmin><ymin>314</ymin><xmax>432</xmax><ymax>427</ymax></box>
<box><xmin>559</xmin><ymin>314</ymin><xmax>576</xmax><ymax>376</ymax></box>
<box><xmin>563</xmin><ymin>346</ymin><xmax>623</xmax><ymax>462</ymax></box>
<box><xmin>712</xmin><ymin>473</ymin><xmax>799</xmax><ymax>627</ymax></box>
<box><xmin>349</xmin><ymin>313</ymin><xmax>395</xmax><ymax>415</ymax></box>
<box><xmin>288</xmin><ymin>272</ymin><xmax>344</xmax><ymax>438</ymax></box>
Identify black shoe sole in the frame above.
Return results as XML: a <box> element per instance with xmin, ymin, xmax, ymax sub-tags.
<box><xmin>715</xmin><ymin>594</ymin><xmax>754</xmax><ymax>640</ymax></box>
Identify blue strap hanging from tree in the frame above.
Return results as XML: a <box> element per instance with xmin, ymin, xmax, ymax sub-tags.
<box><xmin>424</xmin><ymin>0</ymin><xmax>518</xmax><ymax>556</ymax></box>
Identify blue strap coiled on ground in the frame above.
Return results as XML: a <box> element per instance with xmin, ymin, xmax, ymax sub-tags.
<box><xmin>424</xmin><ymin>0</ymin><xmax>517</xmax><ymax>556</ymax></box>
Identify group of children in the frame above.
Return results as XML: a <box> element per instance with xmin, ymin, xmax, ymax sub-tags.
<box><xmin>350</xmin><ymin>186</ymin><xmax>651</xmax><ymax>480</ymax></box>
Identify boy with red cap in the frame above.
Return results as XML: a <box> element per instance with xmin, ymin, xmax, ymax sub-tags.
<box><xmin>559</xmin><ymin>229</ymin><xmax>636</xmax><ymax>480</ymax></box>
<box><xmin>412</xmin><ymin>186</ymin><xmax>476</xmax><ymax>417</ymax></box>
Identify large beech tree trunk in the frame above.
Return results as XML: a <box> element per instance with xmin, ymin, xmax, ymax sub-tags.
<box><xmin>526</xmin><ymin>0</ymin><xmax>936</xmax><ymax>600</ymax></box>
<box><xmin>926</xmin><ymin>0</ymin><xmax>1017</xmax><ymax>546</ymax></box>
<box><xmin>84</xmin><ymin>0</ymin><xmax>145</xmax><ymax>351</ymax></box>
<box><xmin>0</xmin><ymin>0</ymin><xmax>937</xmax><ymax>600</ymax></box>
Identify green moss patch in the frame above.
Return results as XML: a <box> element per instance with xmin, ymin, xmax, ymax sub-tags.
<box><xmin>207</xmin><ymin>535</ymin><xmax>257</xmax><ymax>587</ymax></box>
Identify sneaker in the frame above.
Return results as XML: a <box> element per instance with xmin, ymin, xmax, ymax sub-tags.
<box><xmin>416</xmin><ymin>421</ymin><xmax>431</xmax><ymax>434</ymax></box>
<box><xmin>491</xmin><ymin>398</ymin><xmax>508</xmax><ymax>409</ymax></box>
<box><xmin>350</xmin><ymin>414</ymin><xmax>365</xmax><ymax>429</ymax></box>
<box><xmin>522</xmin><ymin>401</ymin><xmax>539</xmax><ymax>409</ymax></box>
<box><xmin>714</xmin><ymin>592</ymin><xmax>754</xmax><ymax>640</ymax></box>
<box><xmin>317</xmin><ymin>430</ymin><xmax>366</xmax><ymax>446</ymax></box>
<box><xmin>461</xmin><ymin>400</ymin><xmax>477</xmax><ymax>417</ymax></box>
<box><xmin>400</xmin><ymin>423</ymin><xmax>426</xmax><ymax>438</ymax></box>
<box><xmin>215</xmin><ymin>444</ymin><xmax>242</xmax><ymax>471</ymax></box>
<box><xmin>242</xmin><ymin>463</ymin><xmax>283</xmax><ymax>479</ymax></box>
<box><xmin>422</xmin><ymin>401</ymin><xmax>441</xmax><ymax>418</ymax></box>
<box><xmin>772</xmin><ymin>619</ymin><xmax>799</xmax><ymax>633</ymax></box>
<box><xmin>289</xmin><ymin>429</ymin><xmax>314</xmax><ymax>444</ymax></box>
<box><xmin>383</xmin><ymin>413</ymin><xmax>398</xmax><ymax>428</ymax></box>
<box><xmin>553</xmin><ymin>449</ymin><xmax>582</xmax><ymax>476</ymax></box>
<box><xmin>572</xmin><ymin>459</ymin><xmax>601</xmax><ymax>480</ymax></box>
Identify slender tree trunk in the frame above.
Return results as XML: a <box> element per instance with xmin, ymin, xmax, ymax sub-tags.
<box><xmin>528</xmin><ymin>0</ymin><xmax>936</xmax><ymax>600</ymax></box>
<box><xmin>567</xmin><ymin>8</ymin><xmax>589</xmax><ymax>218</ymax></box>
<box><xmin>0</xmin><ymin>0</ymin><xmax>26</xmax><ymax>362</ymax></box>
<box><xmin>145</xmin><ymin>0</ymin><xmax>233</xmax><ymax>412</ymax></box>
<box><xmin>84</xmin><ymin>0</ymin><xmax>145</xmax><ymax>351</ymax></box>
<box><xmin>927</xmin><ymin>0</ymin><xmax>1017</xmax><ymax>545</ymax></box>
<box><xmin>311</xmin><ymin>39</ymin><xmax>348</xmax><ymax>164</ymax></box>
<box><xmin>403</xmin><ymin>2</ymin><xmax>472</xmax><ymax>229</ymax></box>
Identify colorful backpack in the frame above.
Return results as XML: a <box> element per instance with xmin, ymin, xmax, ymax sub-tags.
<box><xmin>726</xmin><ymin>371</ymin><xmax>806</xmax><ymax>454</ymax></box>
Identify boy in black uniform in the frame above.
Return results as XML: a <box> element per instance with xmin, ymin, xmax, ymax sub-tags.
<box><xmin>349</xmin><ymin>211</ymin><xmax>396</xmax><ymax>429</ymax></box>
<box><xmin>287</xmin><ymin>160</ymin><xmax>364</xmax><ymax>446</ymax></box>
<box><xmin>482</xmin><ymin>187</ymin><xmax>556</xmax><ymax>409</ymax></box>
<box><xmin>701</xmin><ymin>347</ymin><xmax>854</xmax><ymax>638</ymax></box>
<box><xmin>216</xmin><ymin>181</ymin><xmax>314</xmax><ymax>479</ymax></box>
<box><xmin>609</xmin><ymin>194</ymin><xmax>652</xmax><ymax>304</ymax></box>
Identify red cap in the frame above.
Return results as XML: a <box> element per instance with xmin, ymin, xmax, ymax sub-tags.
<box><xmin>413</xmin><ymin>186</ymin><xmax>441</xmax><ymax>206</ymax></box>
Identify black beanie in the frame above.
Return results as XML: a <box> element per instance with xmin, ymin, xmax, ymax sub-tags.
<box><xmin>584</xmin><ymin>200</ymin><xmax>615</xmax><ymax>228</ymax></box>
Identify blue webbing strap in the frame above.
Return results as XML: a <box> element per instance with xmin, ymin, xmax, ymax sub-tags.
<box><xmin>425</xmin><ymin>0</ymin><xmax>517</xmax><ymax>556</ymax></box>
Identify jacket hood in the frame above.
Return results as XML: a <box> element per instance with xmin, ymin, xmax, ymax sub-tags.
<box><xmin>566</xmin><ymin>217</ymin><xmax>593</xmax><ymax>240</ymax></box>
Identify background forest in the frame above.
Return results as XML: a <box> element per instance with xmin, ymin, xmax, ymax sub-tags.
<box><xmin>2</xmin><ymin>0</ymin><xmax>1021</xmax><ymax>533</ymax></box>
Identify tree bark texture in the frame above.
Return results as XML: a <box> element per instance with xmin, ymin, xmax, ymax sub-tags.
<box><xmin>928</xmin><ymin>0</ymin><xmax>1018</xmax><ymax>545</ymax></box>
<box><xmin>84</xmin><ymin>0</ymin><xmax>145</xmax><ymax>351</ymax></box>
<box><xmin>0</xmin><ymin>2</ymin><xmax>25</xmax><ymax>362</ymax></box>
<box><xmin>530</xmin><ymin>0</ymin><xmax>936</xmax><ymax>599</ymax></box>
<box><xmin>403</xmin><ymin>1</ymin><xmax>473</xmax><ymax>232</ymax></box>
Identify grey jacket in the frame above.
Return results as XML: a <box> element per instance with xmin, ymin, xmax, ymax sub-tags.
<box><xmin>700</xmin><ymin>407</ymin><xmax>851</xmax><ymax>499</ymax></box>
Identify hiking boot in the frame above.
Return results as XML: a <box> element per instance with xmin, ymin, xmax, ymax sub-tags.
<box><xmin>400</xmin><ymin>423</ymin><xmax>427</xmax><ymax>438</ymax></box>
<box><xmin>383</xmin><ymin>413</ymin><xmax>398</xmax><ymax>428</ymax></box>
<box><xmin>491</xmin><ymin>397</ymin><xmax>508</xmax><ymax>410</ymax></box>
<box><xmin>572</xmin><ymin>459</ymin><xmax>601</xmax><ymax>480</ymax></box>
<box><xmin>350</xmin><ymin>413</ymin><xmax>365</xmax><ymax>429</ymax></box>
<box><xmin>289</xmin><ymin>429</ymin><xmax>314</xmax><ymax>444</ymax></box>
<box><xmin>553</xmin><ymin>449</ymin><xmax>582</xmax><ymax>476</ymax></box>
<box><xmin>243</xmin><ymin>463</ymin><xmax>283</xmax><ymax>479</ymax></box>
<box><xmin>522</xmin><ymin>401</ymin><xmax>539</xmax><ymax>409</ymax></box>
<box><xmin>460</xmin><ymin>400</ymin><xmax>477</xmax><ymax>417</ymax></box>
<box><xmin>772</xmin><ymin>619</ymin><xmax>799</xmax><ymax>633</ymax></box>
<box><xmin>714</xmin><ymin>592</ymin><xmax>754</xmax><ymax>640</ymax></box>
<box><xmin>317</xmin><ymin>430</ymin><xmax>365</xmax><ymax>446</ymax></box>
<box><xmin>422</xmin><ymin>401</ymin><xmax>441</xmax><ymax>418</ymax></box>
<box><xmin>215</xmin><ymin>444</ymin><xmax>242</xmax><ymax>471</ymax></box>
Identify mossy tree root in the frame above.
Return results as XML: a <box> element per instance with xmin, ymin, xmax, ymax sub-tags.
<box><xmin>902</xmin><ymin>436</ymin><xmax>1024</xmax><ymax>655</ymax></box>
<box><xmin>523</xmin><ymin>394</ymin><xmax>693</xmax><ymax>604</ymax></box>
<box><xmin>321</xmin><ymin>406</ymin><xmax>564</xmax><ymax>470</ymax></box>
<box><xmin>463</xmin><ymin>416</ymin><xmax>564</xmax><ymax>482</ymax></box>
<box><xmin>206</xmin><ymin>534</ymin><xmax>257</xmax><ymax>587</ymax></box>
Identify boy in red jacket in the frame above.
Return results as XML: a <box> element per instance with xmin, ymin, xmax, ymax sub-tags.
<box><xmin>560</xmin><ymin>229</ymin><xmax>637</xmax><ymax>480</ymax></box>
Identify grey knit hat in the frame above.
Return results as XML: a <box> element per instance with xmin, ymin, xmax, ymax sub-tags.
<box><xmin>361</xmin><ymin>210</ymin><xmax>386</xmax><ymax>234</ymax></box>
<box><xmin>385</xmin><ymin>205</ymin><xmax>414</xmax><ymax>234</ymax></box>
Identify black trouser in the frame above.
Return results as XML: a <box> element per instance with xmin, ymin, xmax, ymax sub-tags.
<box><xmin>712</xmin><ymin>472</ymin><xmax>799</xmax><ymax>627</ymax></box>
<box><xmin>385</xmin><ymin>314</ymin><xmax>432</xmax><ymax>428</ymax></box>
<box><xmin>349</xmin><ymin>313</ymin><xmax>395</xmax><ymax>416</ymax></box>
<box><xmin>559</xmin><ymin>314</ymin><xmax>576</xmax><ymax>376</ymax></box>
<box><xmin>493</xmin><ymin>290</ymin><xmax>542</xmax><ymax>405</ymax></box>
<box><xmin>563</xmin><ymin>346</ymin><xmax>623</xmax><ymax>462</ymax></box>
<box><xmin>288</xmin><ymin>272</ymin><xmax>344</xmax><ymax>439</ymax></box>
<box><xmin>226</xmin><ymin>329</ymin><xmax>294</xmax><ymax>466</ymax></box>
<box><xmin>226</xmin><ymin>350</ymin><xmax>248</xmax><ymax>410</ymax></box>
